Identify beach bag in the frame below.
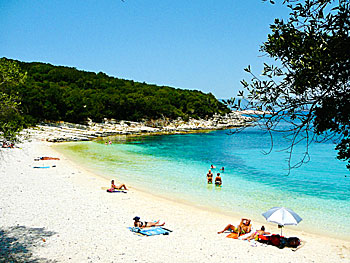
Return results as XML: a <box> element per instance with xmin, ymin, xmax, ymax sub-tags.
<box><xmin>286</xmin><ymin>237</ymin><xmax>300</xmax><ymax>248</ymax></box>
<box><xmin>269</xmin><ymin>234</ymin><xmax>287</xmax><ymax>249</ymax></box>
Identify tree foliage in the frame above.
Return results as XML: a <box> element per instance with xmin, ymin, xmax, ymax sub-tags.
<box><xmin>0</xmin><ymin>58</ymin><xmax>230</xmax><ymax>125</ymax></box>
<box><xmin>0</xmin><ymin>58</ymin><xmax>27</xmax><ymax>142</ymax></box>
<box><xmin>227</xmin><ymin>0</ymin><xmax>350</xmax><ymax>171</ymax></box>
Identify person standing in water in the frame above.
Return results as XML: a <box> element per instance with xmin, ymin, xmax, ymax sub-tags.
<box><xmin>207</xmin><ymin>169</ymin><xmax>213</xmax><ymax>184</ymax></box>
<box><xmin>215</xmin><ymin>173</ymin><xmax>222</xmax><ymax>186</ymax></box>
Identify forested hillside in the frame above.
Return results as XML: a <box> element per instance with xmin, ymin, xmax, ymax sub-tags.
<box><xmin>1</xmin><ymin>58</ymin><xmax>230</xmax><ymax>124</ymax></box>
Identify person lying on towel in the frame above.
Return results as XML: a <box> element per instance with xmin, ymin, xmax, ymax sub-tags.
<box><xmin>133</xmin><ymin>216</ymin><xmax>165</xmax><ymax>228</ymax></box>
<box><xmin>217</xmin><ymin>218</ymin><xmax>252</xmax><ymax>236</ymax></box>
<box><xmin>242</xmin><ymin>226</ymin><xmax>270</xmax><ymax>241</ymax></box>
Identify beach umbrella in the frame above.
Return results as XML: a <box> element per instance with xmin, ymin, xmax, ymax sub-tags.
<box><xmin>262</xmin><ymin>207</ymin><xmax>302</xmax><ymax>235</ymax></box>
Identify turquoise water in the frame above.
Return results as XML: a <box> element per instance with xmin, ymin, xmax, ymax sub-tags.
<box><xmin>54</xmin><ymin>127</ymin><xmax>350</xmax><ymax>240</ymax></box>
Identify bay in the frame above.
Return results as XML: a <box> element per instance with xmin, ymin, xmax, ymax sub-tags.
<box><xmin>54</xmin><ymin>126</ymin><xmax>350</xmax><ymax>240</ymax></box>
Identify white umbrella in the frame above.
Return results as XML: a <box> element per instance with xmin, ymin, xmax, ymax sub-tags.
<box><xmin>262</xmin><ymin>207</ymin><xmax>302</xmax><ymax>235</ymax></box>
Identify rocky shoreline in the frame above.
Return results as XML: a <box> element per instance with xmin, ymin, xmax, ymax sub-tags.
<box><xmin>25</xmin><ymin>112</ymin><xmax>253</xmax><ymax>142</ymax></box>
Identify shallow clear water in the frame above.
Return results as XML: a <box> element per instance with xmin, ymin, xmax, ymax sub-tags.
<box><xmin>54</xmin><ymin>127</ymin><xmax>350</xmax><ymax>240</ymax></box>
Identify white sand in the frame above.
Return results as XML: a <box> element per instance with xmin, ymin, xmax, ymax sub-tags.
<box><xmin>1</xmin><ymin>140</ymin><xmax>349</xmax><ymax>262</ymax></box>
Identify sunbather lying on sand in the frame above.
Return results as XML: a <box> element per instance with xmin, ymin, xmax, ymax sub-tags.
<box><xmin>242</xmin><ymin>226</ymin><xmax>270</xmax><ymax>241</ymax></box>
<box><xmin>218</xmin><ymin>218</ymin><xmax>252</xmax><ymax>236</ymax></box>
<box><xmin>2</xmin><ymin>142</ymin><xmax>14</xmax><ymax>148</ymax></box>
<box><xmin>133</xmin><ymin>216</ymin><xmax>165</xmax><ymax>228</ymax></box>
<box><xmin>39</xmin><ymin>157</ymin><xmax>60</xmax><ymax>160</ymax></box>
<box><xmin>110</xmin><ymin>180</ymin><xmax>128</xmax><ymax>190</ymax></box>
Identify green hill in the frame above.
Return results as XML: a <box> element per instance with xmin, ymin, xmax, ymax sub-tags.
<box><xmin>1</xmin><ymin>58</ymin><xmax>230</xmax><ymax>124</ymax></box>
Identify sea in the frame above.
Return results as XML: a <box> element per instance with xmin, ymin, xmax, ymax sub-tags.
<box><xmin>54</xmin><ymin>125</ymin><xmax>350</xmax><ymax>240</ymax></box>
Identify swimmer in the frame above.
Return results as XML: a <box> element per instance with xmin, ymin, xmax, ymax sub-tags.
<box><xmin>210</xmin><ymin>164</ymin><xmax>216</xmax><ymax>169</ymax></box>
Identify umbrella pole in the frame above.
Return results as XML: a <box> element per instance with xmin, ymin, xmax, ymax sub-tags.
<box><xmin>278</xmin><ymin>225</ymin><xmax>283</xmax><ymax>236</ymax></box>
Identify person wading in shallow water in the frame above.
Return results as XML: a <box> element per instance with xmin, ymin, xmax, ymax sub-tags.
<box><xmin>215</xmin><ymin>173</ymin><xmax>222</xmax><ymax>186</ymax></box>
<box><xmin>207</xmin><ymin>169</ymin><xmax>213</xmax><ymax>184</ymax></box>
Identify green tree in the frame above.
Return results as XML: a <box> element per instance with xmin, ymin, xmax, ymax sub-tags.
<box><xmin>228</xmin><ymin>0</ymin><xmax>350</xmax><ymax>172</ymax></box>
<box><xmin>3</xmin><ymin>58</ymin><xmax>230</xmax><ymax>124</ymax></box>
<box><xmin>0</xmin><ymin>93</ymin><xmax>25</xmax><ymax>142</ymax></box>
<box><xmin>0</xmin><ymin>58</ymin><xmax>26</xmax><ymax>86</ymax></box>
<box><xmin>0</xmin><ymin>58</ymin><xmax>27</xmax><ymax>143</ymax></box>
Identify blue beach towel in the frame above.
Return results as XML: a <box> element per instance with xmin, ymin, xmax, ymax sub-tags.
<box><xmin>33</xmin><ymin>165</ymin><xmax>56</xmax><ymax>168</ymax></box>
<box><xmin>129</xmin><ymin>227</ymin><xmax>171</xmax><ymax>236</ymax></box>
<box><xmin>106</xmin><ymin>189</ymin><xmax>127</xmax><ymax>193</ymax></box>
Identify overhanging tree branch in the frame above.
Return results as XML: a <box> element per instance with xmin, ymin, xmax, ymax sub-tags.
<box><xmin>227</xmin><ymin>0</ymin><xmax>350</xmax><ymax>173</ymax></box>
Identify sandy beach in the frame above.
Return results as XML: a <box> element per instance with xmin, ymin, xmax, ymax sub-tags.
<box><xmin>1</xmin><ymin>140</ymin><xmax>350</xmax><ymax>262</ymax></box>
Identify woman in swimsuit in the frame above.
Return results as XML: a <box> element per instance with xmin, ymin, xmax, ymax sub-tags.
<box><xmin>207</xmin><ymin>169</ymin><xmax>213</xmax><ymax>184</ymax></box>
<box><xmin>218</xmin><ymin>218</ymin><xmax>252</xmax><ymax>236</ymax></box>
<box><xmin>133</xmin><ymin>217</ymin><xmax>165</xmax><ymax>228</ymax></box>
<box><xmin>111</xmin><ymin>180</ymin><xmax>128</xmax><ymax>190</ymax></box>
<box><xmin>243</xmin><ymin>226</ymin><xmax>270</xmax><ymax>241</ymax></box>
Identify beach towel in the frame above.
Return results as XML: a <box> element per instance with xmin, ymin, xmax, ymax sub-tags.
<box><xmin>129</xmin><ymin>227</ymin><xmax>171</xmax><ymax>236</ymax></box>
<box><xmin>238</xmin><ymin>230</ymin><xmax>255</xmax><ymax>240</ymax></box>
<box><xmin>258</xmin><ymin>235</ymin><xmax>270</xmax><ymax>242</ymax></box>
<box><xmin>33</xmin><ymin>166</ymin><xmax>56</xmax><ymax>168</ymax></box>
<box><xmin>226</xmin><ymin>233</ymin><xmax>239</xmax><ymax>239</ymax></box>
<box><xmin>226</xmin><ymin>229</ymin><xmax>254</xmax><ymax>240</ymax></box>
<box><xmin>101</xmin><ymin>187</ymin><xmax>127</xmax><ymax>193</ymax></box>
<box><xmin>106</xmin><ymin>189</ymin><xmax>127</xmax><ymax>193</ymax></box>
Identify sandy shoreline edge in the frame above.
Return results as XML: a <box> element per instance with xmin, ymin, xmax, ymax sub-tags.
<box><xmin>1</xmin><ymin>140</ymin><xmax>349</xmax><ymax>262</ymax></box>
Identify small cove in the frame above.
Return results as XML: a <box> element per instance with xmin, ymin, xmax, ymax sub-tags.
<box><xmin>54</xmin><ymin>127</ymin><xmax>350</xmax><ymax>241</ymax></box>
